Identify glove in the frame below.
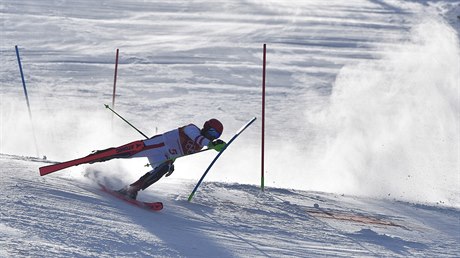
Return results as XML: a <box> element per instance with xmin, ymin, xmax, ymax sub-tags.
<box><xmin>208</xmin><ymin>139</ymin><xmax>227</xmax><ymax>152</ymax></box>
<box><xmin>165</xmin><ymin>163</ymin><xmax>175</xmax><ymax>177</ymax></box>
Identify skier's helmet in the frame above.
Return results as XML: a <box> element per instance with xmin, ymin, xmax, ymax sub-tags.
<box><xmin>203</xmin><ymin>118</ymin><xmax>223</xmax><ymax>140</ymax></box>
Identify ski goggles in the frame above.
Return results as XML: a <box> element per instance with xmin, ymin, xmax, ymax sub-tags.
<box><xmin>206</xmin><ymin>128</ymin><xmax>221</xmax><ymax>139</ymax></box>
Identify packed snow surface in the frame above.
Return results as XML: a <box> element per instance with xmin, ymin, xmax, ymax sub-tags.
<box><xmin>1</xmin><ymin>0</ymin><xmax>459</xmax><ymax>257</ymax></box>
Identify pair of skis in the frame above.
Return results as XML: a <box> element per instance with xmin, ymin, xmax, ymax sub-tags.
<box><xmin>39</xmin><ymin>117</ymin><xmax>256</xmax><ymax>210</ymax></box>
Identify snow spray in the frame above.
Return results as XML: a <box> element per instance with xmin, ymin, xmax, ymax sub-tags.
<box><xmin>303</xmin><ymin>17</ymin><xmax>460</xmax><ymax>207</ymax></box>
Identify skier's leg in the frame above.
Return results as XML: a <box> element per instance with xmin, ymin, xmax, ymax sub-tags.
<box><xmin>131</xmin><ymin>135</ymin><xmax>165</xmax><ymax>159</ymax></box>
<box><xmin>120</xmin><ymin>161</ymin><xmax>174</xmax><ymax>199</ymax></box>
<box><xmin>133</xmin><ymin>161</ymin><xmax>174</xmax><ymax>190</ymax></box>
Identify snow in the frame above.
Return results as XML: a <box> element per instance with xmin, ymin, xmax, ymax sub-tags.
<box><xmin>1</xmin><ymin>0</ymin><xmax>460</xmax><ymax>257</ymax></box>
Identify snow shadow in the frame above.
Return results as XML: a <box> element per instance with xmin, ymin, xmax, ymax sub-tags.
<box><xmin>346</xmin><ymin>229</ymin><xmax>428</xmax><ymax>255</ymax></box>
<box><xmin>112</xmin><ymin>201</ymin><xmax>236</xmax><ymax>257</ymax></box>
<box><xmin>193</xmin><ymin>205</ymin><xmax>272</xmax><ymax>257</ymax></box>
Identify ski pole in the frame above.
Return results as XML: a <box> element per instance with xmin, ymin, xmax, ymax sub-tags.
<box><xmin>104</xmin><ymin>104</ymin><xmax>149</xmax><ymax>139</ymax></box>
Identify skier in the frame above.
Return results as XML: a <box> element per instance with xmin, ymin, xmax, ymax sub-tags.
<box><xmin>117</xmin><ymin>118</ymin><xmax>226</xmax><ymax>199</ymax></box>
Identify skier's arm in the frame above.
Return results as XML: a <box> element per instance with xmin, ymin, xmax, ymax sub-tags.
<box><xmin>183</xmin><ymin>124</ymin><xmax>226</xmax><ymax>152</ymax></box>
<box><xmin>183</xmin><ymin>125</ymin><xmax>211</xmax><ymax>147</ymax></box>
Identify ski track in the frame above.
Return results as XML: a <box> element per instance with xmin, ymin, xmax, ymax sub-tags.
<box><xmin>1</xmin><ymin>0</ymin><xmax>460</xmax><ymax>257</ymax></box>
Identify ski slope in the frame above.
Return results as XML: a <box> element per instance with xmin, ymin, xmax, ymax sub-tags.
<box><xmin>1</xmin><ymin>0</ymin><xmax>460</xmax><ymax>257</ymax></box>
<box><xmin>2</xmin><ymin>154</ymin><xmax>459</xmax><ymax>257</ymax></box>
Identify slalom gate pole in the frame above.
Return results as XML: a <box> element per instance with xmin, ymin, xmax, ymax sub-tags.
<box><xmin>261</xmin><ymin>44</ymin><xmax>266</xmax><ymax>192</ymax></box>
<box><xmin>15</xmin><ymin>45</ymin><xmax>39</xmax><ymax>157</ymax></box>
<box><xmin>104</xmin><ymin>104</ymin><xmax>149</xmax><ymax>139</ymax></box>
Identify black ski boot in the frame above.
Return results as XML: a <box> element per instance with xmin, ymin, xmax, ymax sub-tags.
<box><xmin>118</xmin><ymin>161</ymin><xmax>174</xmax><ymax>199</ymax></box>
<box><xmin>117</xmin><ymin>185</ymin><xmax>140</xmax><ymax>199</ymax></box>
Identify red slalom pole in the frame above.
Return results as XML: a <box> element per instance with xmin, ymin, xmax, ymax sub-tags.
<box><xmin>261</xmin><ymin>44</ymin><xmax>266</xmax><ymax>191</ymax></box>
<box><xmin>112</xmin><ymin>48</ymin><xmax>119</xmax><ymax>110</ymax></box>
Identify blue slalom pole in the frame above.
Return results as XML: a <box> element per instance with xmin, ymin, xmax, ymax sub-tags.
<box><xmin>15</xmin><ymin>45</ymin><xmax>39</xmax><ymax>157</ymax></box>
<box><xmin>15</xmin><ymin>45</ymin><xmax>32</xmax><ymax>115</ymax></box>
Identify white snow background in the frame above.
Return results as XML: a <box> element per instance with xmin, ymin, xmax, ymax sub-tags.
<box><xmin>1</xmin><ymin>0</ymin><xmax>459</xmax><ymax>257</ymax></box>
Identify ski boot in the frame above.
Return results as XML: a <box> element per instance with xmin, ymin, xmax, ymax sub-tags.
<box><xmin>117</xmin><ymin>161</ymin><xmax>174</xmax><ymax>199</ymax></box>
<box><xmin>116</xmin><ymin>185</ymin><xmax>140</xmax><ymax>199</ymax></box>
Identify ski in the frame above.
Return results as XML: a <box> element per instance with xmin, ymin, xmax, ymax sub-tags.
<box><xmin>39</xmin><ymin>140</ymin><xmax>147</xmax><ymax>176</ymax></box>
<box><xmin>99</xmin><ymin>184</ymin><xmax>163</xmax><ymax>211</ymax></box>
<box><xmin>188</xmin><ymin>117</ymin><xmax>257</xmax><ymax>202</ymax></box>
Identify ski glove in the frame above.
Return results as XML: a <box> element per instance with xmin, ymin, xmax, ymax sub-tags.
<box><xmin>208</xmin><ymin>139</ymin><xmax>227</xmax><ymax>152</ymax></box>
